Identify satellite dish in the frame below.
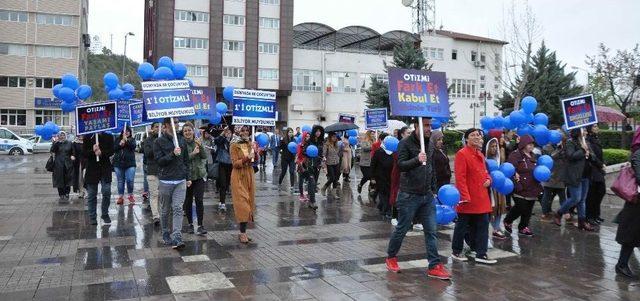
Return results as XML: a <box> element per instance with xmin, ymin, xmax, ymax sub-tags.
<box><xmin>402</xmin><ymin>0</ymin><xmax>414</xmax><ymax>7</ymax></box>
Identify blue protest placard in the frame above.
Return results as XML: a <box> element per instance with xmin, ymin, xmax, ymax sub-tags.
<box><xmin>141</xmin><ymin>80</ymin><xmax>194</xmax><ymax>119</ymax></box>
<box><xmin>562</xmin><ymin>94</ymin><xmax>598</xmax><ymax>130</ymax></box>
<box><xmin>338</xmin><ymin>113</ymin><xmax>356</xmax><ymax>124</ymax></box>
<box><xmin>179</xmin><ymin>87</ymin><xmax>216</xmax><ymax>121</ymax></box>
<box><xmin>117</xmin><ymin>99</ymin><xmax>136</xmax><ymax>121</ymax></box>
<box><xmin>387</xmin><ymin>68</ymin><xmax>450</xmax><ymax>118</ymax></box>
<box><xmin>365</xmin><ymin>108</ymin><xmax>388</xmax><ymax>130</ymax></box>
<box><xmin>75</xmin><ymin>102</ymin><xmax>118</xmax><ymax>135</ymax></box>
<box><xmin>129</xmin><ymin>101</ymin><xmax>154</xmax><ymax>128</ymax></box>
<box><xmin>231</xmin><ymin>88</ymin><xmax>277</xmax><ymax>126</ymax></box>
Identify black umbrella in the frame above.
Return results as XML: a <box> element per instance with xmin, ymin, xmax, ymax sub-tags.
<box><xmin>324</xmin><ymin>122</ymin><xmax>359</xmax><ymax>133</ymax></box>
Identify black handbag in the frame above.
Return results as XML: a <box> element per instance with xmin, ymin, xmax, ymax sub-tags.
<box><xmin>45</xmin><ymin>155</ymin><xmax>54</xmax><ymax>172</ymax></box>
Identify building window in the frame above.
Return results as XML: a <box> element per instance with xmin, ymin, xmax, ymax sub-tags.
<box><xmin>0</xmin><ymin>43</ymin><xmax>27</xmax><ymax>56</ymax></box>
<box><xmin>174</xmin><ymin>37</ymin><xmax>209</xmax><ymax>49</ymax></box>
<box><xmin>223</xmin><ymin>40</ymin><xmax>245</xmax><ymax>52</ymax></box>
<box><xmin>35</xmin><ymin>110</ymin><xmax>69</xmax><ymax>126</ymax></box>
<box><xmin>258</xmin><ymin>68</ymin><xmax>279</xmax><ymax>80</ymax></box>
<box><xmin>222</xmin><ymin>67</ymin><xmax>244</xmax><ymax>78</ymax></box>
<box><xmin>35</xmin><ymin>78</ymin><xmax>62</xmax><ymax>89</ymax></box>
<box><xmin>186</xmin><ymin>65</ymin><xmax>207</xmax><ymax>77</ymax></box>
<box><xmin>359</xmin><ymin>73</ymin><xmax>388</xmax><ymax>93</ymax></box>
<box><xmin>223</xmin><ymin>14</ymin><xmax>245</xmax><ymax>26</ymax></box>
<box><xmin>259</xmin><ymin>17</ymin><xmax>280</xmax><ymax>29</ymax></box>
<box><xmin>448</xmin><ymin>79</ymin><xmax>476</xmax><ymax>98</ymax></box>
<box><xmin>451</xmin><ymin>49</ymin><xmax>457</xmax><ymax>60</ymax></box>
<box><xmin>424</xmin><ymin>47</ymin><xmax>444</xmax><ymax>60</ymax></box>
<box><xmin>258</xmin><ymin>43</ymin><xmax>279</xmax><ymax>54</ymax></box>
<box><xmin>471</xmin><ymin>51</ymin><xmax>477</xmax><ymax>62</ymax></box>
<box><xmin>175</xmin><ymin>10</ymin><xmax>209</xmax><ymax>22</ymax></box>
<box><xmin>480</xmin><ymin>52</ymin><xmax>486</xmax><ymax>63</ymax></box>
<box><xmin>292</xmin><ymin>69</ymin><xmax>322</xmax><ymax>92</ymax></box>
<box><xmin>36</xmin><ymin>46</ymin><xmax>73</xmax><ymax>59</ymax></box>
<box><xmin>36</xmin><ymin>14</ymin><xmax>72</xmax><ymax>26</ymax></box>
<box><xmin>0</xmin><ymin>109</ymin><xmax>27</xmax><ymax>126</ymax></box>
<box><xmin>260</xmin><ymin>0</ymin><xmax>280</xmax><ymax>4</ymax></box>
<box><xmin>0</xmin><ymin>10</ymin><xmax>28</xmax><ymax>22</ymax></box>
<box><xmin>326</xmin><ymin>72</ymin><xmax>357</xmax><ymax>93</ymax></box>
<box><xmin>0</xmin><ymin>76</ymin><xmax>27</xmax><ymax>88</ymax></box>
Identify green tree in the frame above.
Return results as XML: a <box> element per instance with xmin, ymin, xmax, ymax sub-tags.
<box><xmin>496</xmin><ymin>42</ymin><xmax>583</xmax><ymax>126</ymax></box>
<box><xmin>87</xmin><ymin>47</ymin><xmax>141</xmax><ymax>102</ymax></box>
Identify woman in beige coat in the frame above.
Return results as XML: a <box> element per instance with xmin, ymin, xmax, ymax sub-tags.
<box><xmin>230</xmin><ymin>126</ymin><xmax>258</xmax><ymax>243</ymax></box>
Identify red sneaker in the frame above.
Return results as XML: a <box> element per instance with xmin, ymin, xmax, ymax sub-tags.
<box><xmin>427</xmin><ymin>264</ymin><xmax>451</xmax><ymax>280</ymax></box>
<box><xmin>386</xmin><ymin>257</ymin><xmax>400</xmax><ymax>273</ymax></box>
<box><xmin>128</xmin><ymin>194</ymin><xmax>135</xmax><ymax>204</ymax></box>
<box><xmin>116</xmin><ymin>196</ymin><xmax>124</xmax><ymax>205</ymax></box>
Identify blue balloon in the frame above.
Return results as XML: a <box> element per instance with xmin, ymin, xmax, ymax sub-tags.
<box><xmin>44</xmin><ymin>121</ymin><xmax>59</xmax><ymax>134</ymax></box>
<box><xmin>534</xmin><ymin>113</ymin><xmax>549</xmax><ymax>126</ymax></box>
<box><xmin>432</xmin><ymin>119</ymin><xmax>441</xmax><ymax>130</ymax></box>
<box><xmin>76</xmin><ymin>85</ymin><xmax>92</xmax><ymax>100</ymax></box>
<box><xmin>503</xmin><ymin>116</ymin><xmax>515</xmax><ymax>130</ymax></box>
<box><xmin>108</xmin><ymin>88</ymin><xmax>124</xmax><ymax>100</ymax></box>
<box><xmin>137</xmin><ymin>62</ymin><xmax>155</xmax><ymax>80</ymax></box>
<box><xmin>438</xmin><ymin>184</ymin><xmax>460</xmax><ymax>207</ymax></box>
<box><xmin>58</xmin><ymin>87</ymin><xmax>76</xmax><ymax>103</ymax></box>
<box><xmin>306</xmin><ymin>145</ymin><xmax>319</xmax><ymax>158</ymax></box>
<box><xmin>500</xmin><ymin>162</ymin><xmax>516</xmax><ymax>178</ymax></box>
<box><xmin>210</xmin><ymin>112</ymin><xmax>222</xmax><ymax>125</ymax></box>
<box><xmin>436</xmin><ymin>205</ymin><xmax>457</xmax><ymax>225</ymax></box>
<box><xmin>493</xmin><ymin>116</ymin><xmax>505</xmax><ymax>129</ymax></box>
<box><xmin>61</xmin><ymin>101</ymin><xmax>76</xmax><ymax>113</ymax></box>
<box><xmin>103</xmin><ymin>72</ymin><xmax>119</xmax><ymax>90</ymax></box>
<box><xmin>34</xmin><ymin>125</ymin><xmax>44</xmax><ymax>136</ymax></box>
<box><xmin>295</xmin><ymin>136</ymin><xmax>302</xmax><ymax>144</ymax></box>
<box><xmin>153</xmin><ymin>67</ymin><xmax>174</xmax><ymax>81</ymax></box>
<box><xmin>548</xmin><ymin>130</ymin><xmax>562</xmax><ymax>145</ymax></box>
<box><xmin>173</xmin><ymin>63</ymin><xmax>187</xmax><ymax>80</ymax></box>
<box><xmin>521</xmin><ymin>96</ymin><xmax>538</xmax><ymax>114</ymax></box>
<box><xmin>347</xmin><ymin>129</ymin><xmax>358</xmax><ymax>137</ymax></box>
<box><xmin>52</xmin><ymin>84</ymin><xmax>63</xmax><ymax>99</ymax></box>
<box><xmin>517</xmin><ymin>124</ymin><xmax>532</xmax><ymax>136</ymax></box>
<box><xmin>287</xmin><ymin>142</ymin><xmax>298</xmax><ymax>154</ymax></box>
<box><xmin>383</xmin><ymin>136</ymin><xmax>400</xmax><ymax>152</ymax></box>
<box><xmin>490</xmin><ymin>170</ymin><xmax>506</xmax><ymax>189</ymax></box>
<box><xmin>223</xmin><ymin>86</ymin><xmax>234</xmax><ymax>102</ymax></box>
<box><xmin>41</xmin><ymin>133</ymin><xmax>53</xmax><ymax>141</ymax></box>
<box><xmin>348</xmin><ymin>136</ymin><xmax>357</xmax><ymax>146</ymax></box>
<box><xmin>498</xmin><ymin>178</ymin><xmax>514</xmax><ymax>195</ymax></box>
<box><xmin>533</xmin><ymin>166</ymin><xmax>551</xmax><ymax>182</ymax></box>
<box><xmin>215</xmin><ymin>102</ymin><xmax>228</xmax><ymax>114</ymax></box>
<box><xmin>480</xmin><ymin>116</ymin><xmax>493</xmax><ymax>130</ymax></box>
<box><xmin>535</xmin><ymin>132</ymin><xmax>549</xmax><ymax>146</ymax></box>
<box><xmin>525</xmin><ymin>112</ymin><xmax>535</xmax><ymax>124</ymax></box>
<box><xmin>61</xmin><ymin>74</ymin><xmax>79</xmax><ymax>90</ymax></box>
<box><xmin>256</xmin><ymin>133</ymin><xmax>269</xmax><ymax>148</ymax></box>
<box><xmin>157</xmin><ymin>56</ymin><xmax>174</xmax><ymax>69</ymax></box>
<box><xmin>302</xmin><ymin>125</ymin><xmax>312</xmax><ymax>133</ymax></box>
<box><xmin>122</xmin><ymin>83</ymin><xmax>135</xmax><ymax>92</ymax></box>
<box><xmin>538</xmin><ymin>155</ymin><xmax>554</xmax><ymax>170</ymax></box>
<box><xmin>510</xmin><ymin>110</ymin><xmax>526</xmax><ymax>126</ymax></box>
<box><xmin>486</xmin><ymin>159</ymin><xmax>500</xmax><ymax>172</ymax></box>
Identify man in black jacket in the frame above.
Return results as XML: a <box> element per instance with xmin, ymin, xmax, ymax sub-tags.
<box><xmin>154</xmin><ymin>118</ymin><xmax>191</xmax><ymax>249</ymax></box>
<box><xmin>385</xmin><ymin>117</ymin><xmax>451</xmax><ymax>280</ymax></box>
<box><xmin>143</xmin><ymin>122</ymin><xmax>160</xmax><ymax>225</ymax></box>
<box><xmin>83</xmin><ymin>132</ymin><xmax>114</xmax><ymax>226</ymax></box>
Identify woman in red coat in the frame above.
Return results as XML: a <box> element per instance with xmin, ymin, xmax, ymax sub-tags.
<box><xmin>451</xmin><ymin>128</ymin><xmax>495</xmax><ymax>264</ymax></box>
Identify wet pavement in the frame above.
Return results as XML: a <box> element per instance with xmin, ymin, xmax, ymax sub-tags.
<box><xmin>0</xmin><ymin>153</ymin><xmax>639</xmax><ymax>300</ymax></box>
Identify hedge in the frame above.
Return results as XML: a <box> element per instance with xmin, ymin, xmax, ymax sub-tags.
<box><xmin>598</xmin><ymin>130</ymin><xmax>634</xmax><ymax>150</ymax></box>
<box><xmin>603</xmin><ymin>149</ymin><xmax>631</xmax><ymax>165</ymax></box>
<box><xmin>443</xmin><ymin>130</ymin><xmax>464</xmax><ymax>154</ymax></box>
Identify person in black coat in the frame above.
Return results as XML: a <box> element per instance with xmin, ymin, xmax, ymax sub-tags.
<box><xmin>615</xmin><ymin>128</ymin><xmax>640</xmax><ymax>279</ymax></box>
<box><xmin>83</xmin><ymin>132</ymin><xmax>114</xmax><ymax>225</ymax></box>
<box><xmin>113</xmin><ymin>126</ymin><xmax>137</xmax><ymax>205</ymax></box>
<box><xmin>50</xmin><ymin>131</ymin><xmax>75</xmax><ymax>200</ymax></box>
<box><xmin>278</xmin><ymin>127</ymin><xmax>296</xmax><ymax>191</ymax></box>
<box><xmin>72</xmin><ymin>135</ymin><xmax>85</xmax><ymax>198</ymax></box>
<box><xmin>585</xmin><ymin>125</ymin><xmax>606</xmax><ymax>225</ymax></box>
<box><xmin>371</xmin><ymin>139</ymin><xmax>394</xmax><ymax>218</ymax></box>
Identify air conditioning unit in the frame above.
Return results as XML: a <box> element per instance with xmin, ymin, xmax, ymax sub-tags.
<box><xmin>473</xmin><ymin>61</ymin><xmax>485</xmax><ymax>68</ymax></box>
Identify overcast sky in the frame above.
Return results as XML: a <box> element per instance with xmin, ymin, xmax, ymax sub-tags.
<box><xmin>89</xmin><ymin>0</ymin><xmax>639</xmax><ymax>83</ymax></box>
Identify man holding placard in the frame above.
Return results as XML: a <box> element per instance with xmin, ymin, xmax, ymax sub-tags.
<box><xmin>154</xmin><ymin>117</ymin><xmax>191</xmax><ymax>249</ymax></box>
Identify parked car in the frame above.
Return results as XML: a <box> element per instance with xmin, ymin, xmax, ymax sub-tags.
<box><xmin>29</xmin><ymin>136</ymin><xmax>53</xmax><ymax>153</ymax></box>
<box><xmin>0</xmin><ymin>127</ymin><xmax>33</xmax><ymax>155</ymax></box>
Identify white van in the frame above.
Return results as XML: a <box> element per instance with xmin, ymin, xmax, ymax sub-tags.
<box><xmin>0</xmin><ymin>127</ymin><xmax>33</xmax><ymax>155</ymax></box>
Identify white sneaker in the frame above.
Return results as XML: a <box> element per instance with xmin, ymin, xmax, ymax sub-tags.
<box><xmin>391</xmin><ymin>219</ymin><xmax>398</xmax><ymax>226</ymax></box>
<box><xmin>413</xmin><ymin>224</ymin><xmax>424</xmax><ymax>231</ymax></box>
<box><xmin>218</xmin><ymin>203</ymin><xmax>227</xmax><ymax>212</ymax></box>
<box><xmin>475</xmin><ymin>255</ymin><xmax>497</xmax><ymax>265</ymax></box>
<box><xmin>451</xmin><ymin>252</ymin><xmax>468</xmax><ymax>262</ymax></box>
<box><xmin>488</xmin><ymin>239</ymin><xmax>494</xmax><ymax>249</ymax></box>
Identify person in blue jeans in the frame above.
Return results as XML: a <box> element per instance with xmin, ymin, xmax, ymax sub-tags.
<box><xmin>385</xmin><ymin>117</ymin><xmax>451</xmax><ymax>280</ymax></box>
<box><xmin>553</xmin><ymin>129</ymin><xmax>596</xmax><ymax>231</ymax></box>
<box><xmin>154</xmin><ymin>118</ymin><xmax>191</xmax><ymax>249</ymax></box>
<box><xmin>270</xmin><ymin>128</ymin><xmax>281</xmax><ymax>170</ymax></box>
<box><xmin>113</xmin><ymin>126</ymin><xmax>137</xmax><ymax>205</ymax></box>
<box><xmin>82</xmin><ymin>132</ymin><xmax>114</xmax><ymax>226</ymax></box>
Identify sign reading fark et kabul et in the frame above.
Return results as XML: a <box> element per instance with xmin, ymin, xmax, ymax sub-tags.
<box><xmin>141</xmin><ymin>80</ymin><xmax>194</xmax><ymax>119</ymax></box>
<box><xmin>561</xmin><ymin>94</ymin><xmax>598</xmax><ymax>130</ymax></box>
<box><xmin>75</xmin><ymin>102</ymin><xmax>118</xmax><ymax>135</ymax></box>
<box><xmin>387</xmin><ymin>68</ymin><xmax>450</xmax><ymax>119</ymax></box>
<box><xmin>232</xmin><ymin>88</ymin><xmax>277</xmax><ymax>126</ymax></box>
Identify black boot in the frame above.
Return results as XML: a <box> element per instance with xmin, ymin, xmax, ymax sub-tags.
<box><xmin>578</xmin><ymin>219</ymin><xmax>596</xmax><ymax>232</ymax></box>
<box><xmin>616</xmin><ymin>264</ymin><xmax>638</xmax><ymax>279</ymax></box>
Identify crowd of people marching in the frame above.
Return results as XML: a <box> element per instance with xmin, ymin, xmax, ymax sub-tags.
<box><xmin>47</xmin><ymin>117</ymin><xmax>640</xmax><ymax>279</ymax></box>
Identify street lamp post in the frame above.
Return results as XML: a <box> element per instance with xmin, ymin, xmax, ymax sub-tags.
<box><xmin>479</xmin><ymin>91</ymin><xmax>492</xmax><ymax>117</ymax></box>
<box><xmin>122</xmin><ymin>32</ymin><xmax>135</xmax><ymax>81</ymax></box>
<box><xmin>470</xmin><ymin>102</ymin><xmax>481</xmax><ymax>128</ymax></box>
